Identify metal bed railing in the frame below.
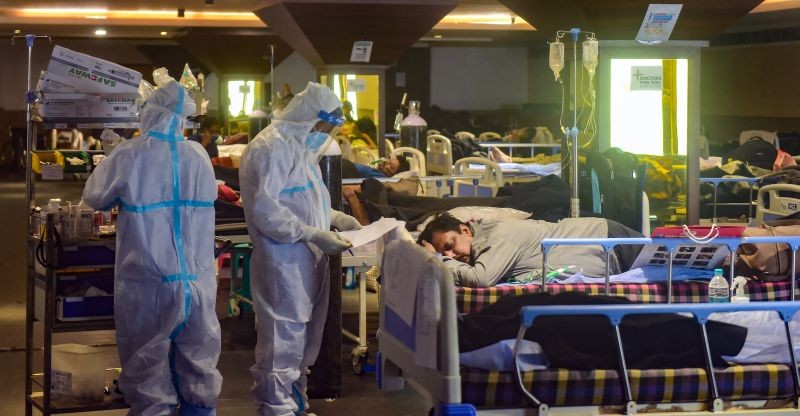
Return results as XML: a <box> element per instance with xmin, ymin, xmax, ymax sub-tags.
<box><xmin>541</xmin><ymin>236</ymin><xmax>800</xmax><ymax>302</ymax></box>
<box><xmin>478</xmin><ymin>142</ymin><xmax>561</xmax><ymax>158</ymax></box>
<box><xmin>700</xmin><ymin>177</ymin><xmax>761</xmax><ymax>223</ymax></box>
<box><xmin>513</xmin><ymin>302</ymin><xmax>800</xmax><ymax>415</ymax></box>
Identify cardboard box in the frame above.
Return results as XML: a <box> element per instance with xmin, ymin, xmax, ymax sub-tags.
<box><xmin>45</xmin><ymin>45</ymin><xmax>141</xmax><ymax>94</ymax></box>
<box><xmin>38</xmin><ymin>92</ymin><xmax>138</xmax><ymax>121</ymax></box>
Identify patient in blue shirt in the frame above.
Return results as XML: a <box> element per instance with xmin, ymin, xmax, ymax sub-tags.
<box><xmin>341</xmin><ymin>155</ymin><xmax>410</xmax><ymax>179</ymax></box>
<box><xmin>188</xmin><ymin>116</ymin><xmax>221</xmax><ymax>159</ymax></box>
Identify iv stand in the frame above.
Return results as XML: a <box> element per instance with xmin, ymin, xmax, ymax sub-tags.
<box><xmin>554</xmin><ymin>28</ymin><xmax>596</xmax><ymax>218</ymax></box>
<box><xmin>268</xmin><ymin>44</ymin><xmax>275</xmax><ymax>111</ymax></box>
<box><xmin>12</xmin><ymin>33</ymin><xmax>52</xmax><ymax>214</ymax></box>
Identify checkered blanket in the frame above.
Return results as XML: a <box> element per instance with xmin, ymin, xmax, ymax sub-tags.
<box><xmin>455</xmin><ymin>281</ymin><xmax>796</xmax><ymax>313</ymax></box>
<box><xmin>460</xmin><ymin>364</ymin><xmax>794</xmax><ymax>407</ymax></box>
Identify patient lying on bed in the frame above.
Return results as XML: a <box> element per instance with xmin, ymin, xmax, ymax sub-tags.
<box><xmin>417</xmin><ymin>213</ymin><xmax>642</xmax><ymax>287</ymax></box>
<box><xmin>341</xmin><ymin>155</ymin><xmax>410</xmax><ymax>179</ymax></box>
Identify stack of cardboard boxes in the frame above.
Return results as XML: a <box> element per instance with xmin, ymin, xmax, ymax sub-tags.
<box><xmin>36</xmin><ymin>46</ymin><xmax>142</xmax><ymax>123</ymax></box>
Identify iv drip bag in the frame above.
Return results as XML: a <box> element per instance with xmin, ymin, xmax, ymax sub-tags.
<box><xmin>582</xmin><ymin>39</ymin><xmax>598</xmax><ymax>77</ymax></box>
<box><xmin>549</xmin><ymin>40</ymin><xmax>565</xmax><ymax>81</ymax></box>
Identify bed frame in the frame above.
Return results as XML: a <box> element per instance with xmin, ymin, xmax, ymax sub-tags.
<box><xmin>756</xmin><ymin>184</ymin><xmax>800</xmax><ymax>225</ymax></box>
<box><xmin>539</xmin><ymin>235</ymin><xmax>800</xmax><ymax>302</ymax></box>
<box><xmin>378</xmin><ymin>238</ymin><xmax>800</xmax><ymax>416</ymax></box>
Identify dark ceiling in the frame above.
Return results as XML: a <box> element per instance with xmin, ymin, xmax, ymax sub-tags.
<box><xmin>4</xmin><ymin>0</ymin><xmax>800</xmax><ymax>77</ymax></box>
<box><xmin>174</xmin><ymin>28</ymin><xmax>291</xmax><ymax>76</ymax></box>
<box><xmin>254</xmin><ymin>1</ymin><xmax>459</xmax><ymax>67</ymax></box>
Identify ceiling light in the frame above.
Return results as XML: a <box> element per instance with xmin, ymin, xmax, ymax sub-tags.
<box><xmin>12</xmin><ymin>8</ymin><xmax>261</xmax><ymax>26</ymax></box>
<box><xmin>160</xmin><ymin>31</ymin><xmax>168</xmax><ymax>36</ymax></box>
<box><xmin>13</xmin><ymin>29</ymin><xmax>21</xmax><ymax>34</ymax></box>
<box><xmin>86</xmin><ymin>15</ymin><xmax>107</xmax><ymax>19</ymax></box>
<box><xmin>434</xmin><ymin>35</ymin><xmax>443</xmax><ymax>39</ymax></box>
<box><xmin>435</xmin><ymin>12</ymin><xmax>534</xmax><ymax>31</ymax></box>
<box><xmin>420</xmin><ymin>36</ymin><xmax>493</xmax><ymax>42</ymax></box>
<box><xmin>94</xmin><ymin>28</ymin><xmax>107</xmax><ymax>36</ymax></box>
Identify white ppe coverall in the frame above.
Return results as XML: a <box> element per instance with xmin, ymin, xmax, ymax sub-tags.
<box><xmin>82</xmin><ymin>79</ymin><xmax>222</xmax><ymax>416</ymax></box>
<box><xmin>240</xmin><ymin>82</ymin><xmax>355</xmax><ymax>416</ymax></box>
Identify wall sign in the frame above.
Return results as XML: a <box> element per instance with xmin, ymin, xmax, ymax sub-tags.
<box><xmin>636</xmin><ymin>4</ymin><xmax>683</xmax><ymax>43</ymax></box>
<box><xmin>630</xmin><ymin>66</ymin><xmax>663</xmax><ymax>90</ymax></box>
<box><xmin>346</xmin><ymin>78</ymin><xmax>367</xmax><ymax>92</ymax></box>
<box><xmin>350</xmin><ymin>41</ymin><xmax>373</xmax><ymax>63</ymax></box>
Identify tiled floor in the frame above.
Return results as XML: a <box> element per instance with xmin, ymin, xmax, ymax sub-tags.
<box><xmin>0</xmin><ymin>169</ymin><xmax>427</xmax><ymax>415</ymax></box>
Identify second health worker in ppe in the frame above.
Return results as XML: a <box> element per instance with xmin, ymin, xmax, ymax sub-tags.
<box><xmin>240</xmin><ymin>82</ymin><xmax>361</xmax><ymax>416</ymax></box>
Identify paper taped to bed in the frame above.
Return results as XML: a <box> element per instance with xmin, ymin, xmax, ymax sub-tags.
<box><xmin>340</xmin><ymin>217</ymin><xmax>405</xmax><ymax>248</ymax></box>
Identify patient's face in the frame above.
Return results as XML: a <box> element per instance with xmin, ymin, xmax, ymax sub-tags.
<box><xmin>378</xmin><ymin>158</ymin><xmax>401</xmax><ymax>176</ymax></box>
<box><xmin>430</xmin><ymin>224</ymin><xmax>473</xmax><ymax>263</ymax></box>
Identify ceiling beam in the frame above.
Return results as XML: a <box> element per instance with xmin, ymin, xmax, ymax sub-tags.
<box><xmin>254</xmin><ymin>0</ymin><xmax>458</xmax><ymax>67</ymax></box>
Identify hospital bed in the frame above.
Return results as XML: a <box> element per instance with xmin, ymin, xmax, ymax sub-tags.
<box><xmin>427</xmin><ymin>135</ymin><xmax>454</xmax><ymax>176</ymax></box>
<box><xmin>392</xmin><ymin>146</ymin><xmax>427</xmax><ymax>177</ymax></box>
<box><xmin>700</xmin><ymin>178</ymin><xmax>800</xmax><ymax>226</ymax></box>
<box><xmin>453</xmin><ymin>158</ymin><xmax>504</xmax><ymax>197</ymax></box>
<box><xmin>378</xmin><ymin>238</ymin><xmax>800</xmax><ymax>416</ymax></box>
<box><xmin>700</xmin><ymin>177</ymin><xmax>761</xmax><ymax>224</ymax></box>
<box><xmin>342</xmin><ymin>173</ymin><xmax>489</xmax><ymax>203</ymax></box>
<box><xmin>455</xmin><ymin>234</ymin><xmax>800</xmax><ymax>314</ymax></box>
<box><xmin>478</xmin><ymin>142</ymin><xmax>561</xmax><ymax>158</ymax></box>
<box><xmin>451</xmin><ymin>158</ymin><xmax>554</xmax><ymax>197</ymax></box>
<box><xmin>455</xmin><ymin>131</ymin><xmax>476</xmax><ymax>141</ymax></box>
<box><xmin>756</xmin><ymin>184</ymin><xmax>800</xmax><ymax>225</ymax></box>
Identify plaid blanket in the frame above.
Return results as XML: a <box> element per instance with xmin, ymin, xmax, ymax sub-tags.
<box><xmin>455</xmin><ymin>281</ymin><xmax>797</xmax><ymax>313</ymax></box>
<box><xmin>461</xmin><ymin>364</ymin><xmax>794</xmax><ymax>407</ymax></box>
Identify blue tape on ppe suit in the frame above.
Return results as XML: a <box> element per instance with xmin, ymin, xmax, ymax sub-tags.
<box><xmin>280</xmin><ymin>181</ymin><xmax>314</xmax><ymax>196</ymax></box>
<box><xmin>122</xmin><ymin>200</ymin><xmax>213</xmax><ymax>213</ymax></box>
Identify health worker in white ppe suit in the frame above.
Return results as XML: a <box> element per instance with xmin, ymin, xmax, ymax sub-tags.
<box><xmin>82</xmin><ymin>77</ymin><xmax>222</xmax><ymax>416</ymax></box>
<box><xmin>240</xmin><ymin>82</ymin><xmax>361</xmax><ymax>416</ymax></box>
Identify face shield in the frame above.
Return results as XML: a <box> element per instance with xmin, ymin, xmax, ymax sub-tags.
<box><xmin>306</xmin><ymin>107</ymin><xmax>344</xmax><ymax>153</ymax></box>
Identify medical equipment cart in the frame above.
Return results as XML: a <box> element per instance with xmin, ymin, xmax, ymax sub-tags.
<box><xmin>26</xmin><ymin>213</ymin><xmax>127</xmax><ymax>415</ymax></box>
<box><xmin>24</xmin><ymin>118</ymin><xmax>137</xmax><ymax>415</ymax></box>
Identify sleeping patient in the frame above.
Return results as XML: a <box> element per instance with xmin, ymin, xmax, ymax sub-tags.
<box><xmin>417</xmin><ymin>213</ymin><xmax>642</xmax><ymax>287</ymax></box>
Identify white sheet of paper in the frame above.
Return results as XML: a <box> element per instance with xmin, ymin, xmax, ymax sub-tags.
<box><xmin>414</xmin><ymin>273</ymin><xmax>440</xmax><ymax>369</ymax></box>
<box><xmin>339</xmin><ymin>217</ymin><xmax>404</xmax><ymax>248</ymax></box>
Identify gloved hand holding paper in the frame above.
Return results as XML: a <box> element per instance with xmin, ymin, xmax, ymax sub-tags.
<box><xmin>338</xmin><ymin>217</ymin><xmax>405</xmax><ymax>248</ymax></box>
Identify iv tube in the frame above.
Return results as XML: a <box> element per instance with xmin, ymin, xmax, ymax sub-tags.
<box><xmin>549</xmin><ymin>40</ymin><xmax>565</xmax><ymax>81</ymax></box>
<box><xmin>582</xmin><ymin>38</ymin><xmax>599</xmax><ymax>79</ymax></box>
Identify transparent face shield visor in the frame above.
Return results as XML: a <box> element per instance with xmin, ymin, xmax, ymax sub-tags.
<box><xmin>316</xmin><ymin>109</ymin><xmax>344</xmax><ymax>136</ymax></box>
<box><xmin>312</xmin><ymin>109</ymin><xmax>344</xmax><ymax>159</ymax></box>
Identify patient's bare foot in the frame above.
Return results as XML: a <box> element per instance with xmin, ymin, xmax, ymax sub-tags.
<box><xmin>491</xmin><ymin>147</ymin><xmax>513</xmax><ymax>163</ymax></box>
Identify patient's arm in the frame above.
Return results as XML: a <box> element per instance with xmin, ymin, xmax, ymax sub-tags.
<box><xmin>343</xmin><ymin>185</ymin><xmax>370</xmax><ymax>225</ymax></box>
<box><xmin>443</xmin><ymin>239</ymin><xmax>524</xmax><ymax>288</ymax></box>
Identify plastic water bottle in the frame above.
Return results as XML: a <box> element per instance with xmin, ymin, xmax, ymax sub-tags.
<box><xmin>708</xmin><ymin>268</ymin><xmax>729</xmax><ymax>303</ymax></box>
